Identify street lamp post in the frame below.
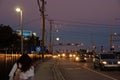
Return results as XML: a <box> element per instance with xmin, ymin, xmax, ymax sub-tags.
<box><xmin>16</xmin><ymin>8</ymin><xmax>23</xmax><ymax>54</ymax></box>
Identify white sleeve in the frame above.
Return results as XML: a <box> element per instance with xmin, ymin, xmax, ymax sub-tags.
<box><xmin>19</xmin><ymin>66</ymin><xmax>35</xmax><ymax>79</ymax></box>
<box><xmin>8</xmin><ymin>63</ymin><xmax>17</xmax><ymax>80</ymax></box>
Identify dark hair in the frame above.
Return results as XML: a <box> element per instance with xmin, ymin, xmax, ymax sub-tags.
<box><xmin>17</xmin><ymin>54</ymin><xmax>33</xmax><ymax>72</ymax></box>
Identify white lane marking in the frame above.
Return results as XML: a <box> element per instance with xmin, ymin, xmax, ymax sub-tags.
<box><xmin>65</xmin><ymin>67</ymin><xmax>82</xmax><ymax>70</ymax></box>
<box><xmin>83</xmin><ymin>67</ymin><xmax>118</xmax><ymax>80</ymax></box>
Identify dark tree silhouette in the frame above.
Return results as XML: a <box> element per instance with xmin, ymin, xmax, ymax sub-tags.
<box><xmin>0</xmin><ymin>24</ymin><xmax>20</xmax><ymax>52</ymax></box>
<box><xmin>0</xmin><ymin>24</ymin><xmax>40</xmax><ymax>53</ymax></box>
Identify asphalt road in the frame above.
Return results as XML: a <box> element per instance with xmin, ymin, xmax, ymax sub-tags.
<box><xmin>55</xmin><ymin>57</ymin><xmax>120</xmax><ymax>80</ymax></box>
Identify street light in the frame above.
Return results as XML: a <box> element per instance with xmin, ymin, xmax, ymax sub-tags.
<box><xmin>56</xmin><ymin>37</ymin><xmax>60</xmax><ymax>41</ymax></box>
<box><xmin>16</xmin><ymin>7</ymin><xmax>23</xmax><ymax>54</ymax></box>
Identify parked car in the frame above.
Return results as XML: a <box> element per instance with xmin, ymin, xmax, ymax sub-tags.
<box><xmin>93</xmin><ymin>53</ymin><xmax>120</xmax><ymax>70</ymax></box>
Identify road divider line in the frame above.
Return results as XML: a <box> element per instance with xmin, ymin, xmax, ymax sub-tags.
<box><xmin>52</xmin><ymin>63</ymin><xmax>66</xmax><ymax>80</ymax></box>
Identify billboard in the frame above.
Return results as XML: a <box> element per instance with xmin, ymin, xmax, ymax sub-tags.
<box><xmin>30</xmin><ymin>46</ymin><xmax>48</xmax><ymax>53</ymax></box>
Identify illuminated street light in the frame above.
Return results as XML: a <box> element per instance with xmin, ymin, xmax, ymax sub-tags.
<box><xmin>16</xmin><ymin>8</ymin><xmax>21</xmax><ymax>12</ymax></box>
<box><xmin>56</xmin><ymin>37</ymin><xmax>60</xmax><ymax>41</ymax></box>
<box><xmin>16</xmin><ymin>7</ymin><xmax>23</xmax><ymax>54</ymax></box>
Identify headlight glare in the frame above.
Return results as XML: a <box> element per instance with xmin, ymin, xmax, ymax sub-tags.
<box><xmin>102</xmin><ymin>61</ymin><xmax>107</xmax><ymax>64</ymax></box>
<box><xmin>118</xmin><ymin>61</ymin><xmax>120</xmax><ymax>64</ymax></box>
<box><xmin>69</xmin><ymin>54</ymin><xmax>72</xmax><ymax>57</ymax></box>
<box><xmin>84</xmin><ymin>57</ymin><xmax>87</xmax><ymax>60</ymax></box>
<box><xmin>75</xmin><ymin>57</ymin><xmax>80</xmax><ymax>61</ymax></box>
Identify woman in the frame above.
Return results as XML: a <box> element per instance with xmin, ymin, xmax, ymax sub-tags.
<box><xmin>9</xmin><ymin>54</ymin><xmax>34</xmax><ymax>80</ymax></box>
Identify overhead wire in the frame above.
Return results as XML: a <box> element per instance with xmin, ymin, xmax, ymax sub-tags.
<box><xmin>47</xmin><ymin>18</ymin><xmax>120</xmax><ymax>28</ymax></box>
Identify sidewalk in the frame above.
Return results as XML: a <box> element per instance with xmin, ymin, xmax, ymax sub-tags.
<box><xmin>35</xmin><ymin>59</ymin><xmax>55</xmax><ymax>80</ymax></box>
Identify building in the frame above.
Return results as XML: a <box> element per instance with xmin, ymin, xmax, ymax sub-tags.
<box><xmin>16</xmin><ymin>30</ymin><xmax>36</xmax><ymax>40</ymax></box>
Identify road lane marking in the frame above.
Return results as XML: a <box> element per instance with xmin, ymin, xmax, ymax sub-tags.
<box><xmin>65</xmin><ymin>67</ymin><xmax>81</xmax><ymax>70</ymax></box>
<box><xmin>83</xmin><ymin>66</ymin><xmax>118</xmax><ymax>80</ymax></box>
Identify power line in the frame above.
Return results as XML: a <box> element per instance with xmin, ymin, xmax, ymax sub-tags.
<box><xmin>46</xmin><ymin>18</ymin><xmax>120</xmax><ymax>28</ymax></box>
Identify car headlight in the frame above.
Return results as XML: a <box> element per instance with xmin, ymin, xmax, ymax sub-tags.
<box><xmin>58</xmin><ymin>54</ymin><xmax>60</xmax><ymax>57</ymax></box>
<box><xmin>52</xmin><ymin>55</ymin><xmax>57</xmax><ymax>58</ymax></box>
<box><xmin>75</xmin><ymin>57</ymin><xmax>80</xmax><ymax>61</ymax></box>
<box><xmin>62</xmin><ymin>53</ymin><xmax>66</xmax><ymax>57</ymax></box>
<box><xmin>118</xmin><ymin>61</ymin><xmax>120</xmax><ymax>64</ymax></box>
<box><xmin>102</xmin><ymin>61</ymin><xmax>107</xmax><ymax>64</ymax></box>
<box><xmin>84</xmin><ymin>57</ymin><xmax>87</xmax><ymax>60</ymax></box>
<box><xmin>73</xmin><ymin>54</ymin><xmax>76</xmax><ymax>57</ymax></box>
<box><xmin>69</xmin><ymin>54</ymin><xmax>72</xmax><ymax>58</ymax></box>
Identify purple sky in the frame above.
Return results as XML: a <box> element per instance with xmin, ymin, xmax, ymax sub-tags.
<box><xmin>0</xmin><ymin>0</ymin><xmax>120</xmax><ymax>51</ymax></box>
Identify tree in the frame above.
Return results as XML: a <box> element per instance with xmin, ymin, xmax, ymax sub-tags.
<box><xmin>0</xmin><ymin>24</ymin><xmax>20</xmax><ymax>51</ymax></box>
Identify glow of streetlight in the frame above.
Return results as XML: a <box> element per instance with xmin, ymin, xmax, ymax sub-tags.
<box><xmin>56</xmin><ymin>37</ymin><xmax>60</xmax><ymax>41</ymax></box>
<box><xmin>16</xmin><ymin>8</ymin><xmax>21</xmax><ymax>12</ymax></box>
<box><xmin>15</xmin><ymin>7</ymin><xmax>23</xmax><ymax>54</ymax></box>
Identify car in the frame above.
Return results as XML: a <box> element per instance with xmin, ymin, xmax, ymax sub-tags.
<box><xmin>74</xmin><ymin>54</ymin><xmax>87</xmax><ymax>62</ymax></box>
<box><xmin>113</xmin><ymin>52</ymin><xmax>120</xmax><ymax>59</ymax></box>
<box><xmin>93</xmin><ymin>53</ymin><xmax>120</xmax><ymax>70</ymax></box>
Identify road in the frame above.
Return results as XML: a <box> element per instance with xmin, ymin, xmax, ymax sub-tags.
<box><xmin>54</xmin><ymin>57</ymin><xmax>120</xmax><ymax>80</ymax></box>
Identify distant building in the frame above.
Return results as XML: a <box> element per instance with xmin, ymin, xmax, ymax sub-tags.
<box><xmin>16</xmin><ymin>30</ymin><xmax>36</xmax><ymax>40</ymax></box>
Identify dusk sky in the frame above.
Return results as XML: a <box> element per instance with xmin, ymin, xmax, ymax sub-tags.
<box><xmin>0</xmin><ymin>0</ymin><xmax>120</xmax><ymax>51</ymax></box>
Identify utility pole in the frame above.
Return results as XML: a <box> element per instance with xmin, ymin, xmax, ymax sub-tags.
<box><xmin>49</xmin><ymin>20</ymin><xmax>53</xmax><ymax>54</ymax></box>
<box><xmin>37</xmin><ymin>0</ymin><xmax>46</xmax><ymax>60</ymax></box>
<box><xmin>41</xmin><ymin>0</ymin><xmax>45</xmax><ymax>60</ymax></box>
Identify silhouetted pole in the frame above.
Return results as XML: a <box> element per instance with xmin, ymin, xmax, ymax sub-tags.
<box><xmin>37</xmin><ymin>0</ymin><xmax>46</xmax><ymax>60</ymax></box>
<box><xmin>41</xmin><ymin>0</ymin><xmax>45</xmax><ymax>60</ymax></box>
<box><xmin>49</xmin><ymin>20</ymin><xmax>53</xmax><ymax>54</ymax></box>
